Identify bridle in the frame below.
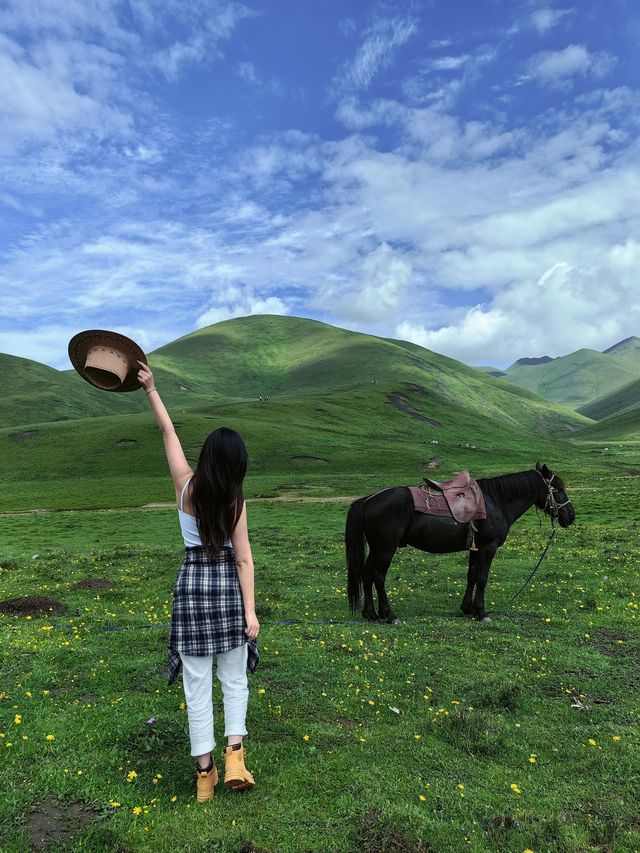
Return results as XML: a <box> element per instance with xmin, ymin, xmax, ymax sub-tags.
<box><xmin>536</xmin><ymin>469</ymin><xmax>571</xmax><ymax>526</ymax></box>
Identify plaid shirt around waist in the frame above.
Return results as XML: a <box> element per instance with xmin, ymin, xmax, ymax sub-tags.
<box><xmin>168</xmin><ymin>545</ymin><xmax>259</xmax><ymax>684</ymax></box>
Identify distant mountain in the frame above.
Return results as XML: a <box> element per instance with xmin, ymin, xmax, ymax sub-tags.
<box><xmin>512</xmin><ymin>356</ymin><xmax>555</xmax><ymax>367</ymax></box>
<box><xmin>601</xmin><ymin>336</ymin><xmax>640</xmax><ymax>369</ymax></box>
<box><xmin>499</xmin><ymin>340</ymin><xmax>640</xmax><ymax>409</ymax></box>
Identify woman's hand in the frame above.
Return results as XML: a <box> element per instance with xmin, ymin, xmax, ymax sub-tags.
<box><xmin>244</xmin><ymin>610</ymin><xmax>260</xmax><ymax>641</ymax></box>
<box><xmin>137</xmin><ymin>360</ymin><xmax>155</xmax><ymax>394</ymax></box>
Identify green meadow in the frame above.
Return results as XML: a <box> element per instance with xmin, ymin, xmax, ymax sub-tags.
<box><xmin>1</xmin><ymin>317</ymin><xmax>639</xmax><ymax>852</ymax></box>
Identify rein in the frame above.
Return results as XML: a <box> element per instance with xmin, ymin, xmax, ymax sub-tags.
<box><xmin>488</xmin><ymin>522</ymin><xmax>556</xmax><ymax>613</ymax></box>
<box><xmin>489</xmin><ymin>470</ymin><xmax>563</xmax><ymax>613</ymax></box>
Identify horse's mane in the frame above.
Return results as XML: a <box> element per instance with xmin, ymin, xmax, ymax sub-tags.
<box><xmin>478</xmin><ymin>470</ymin><xmax>540</xmax><ymax>503</ymax></box>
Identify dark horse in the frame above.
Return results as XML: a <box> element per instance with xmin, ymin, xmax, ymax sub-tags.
<box><xmin>346</xmin><ymin>463</ymin><xmax>575</xmax><ymax>622</ymax></box>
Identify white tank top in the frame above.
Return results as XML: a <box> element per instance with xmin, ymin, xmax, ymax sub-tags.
<box><xmin>178</xmin><ymin>477</ymin><xmax>232</xmax><ymax>548</ymax></box>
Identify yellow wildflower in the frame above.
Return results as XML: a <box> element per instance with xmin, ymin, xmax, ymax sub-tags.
<box><xmin>14</xmin><ymin>715</ymin><xmax>22</xmax><ymax>725</ymax></box>
<box><xmin>132</xmin><ymin>806</ymin><xmax>142</xmax><ymax>815</ymax></box>
<box><xmin>510</xmin><ymin>783</ymin><xmax>522</xmax><ymax>795</ymax></box>
<box><xmin>45</xmin><ymin>734</ymin><xmax>55</xmax><ymax>741</ymax></box>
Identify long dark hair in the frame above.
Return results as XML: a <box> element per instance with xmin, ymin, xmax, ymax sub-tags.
<box><xmin>191</xmin><ymin>427</ymin><xmax>248</xmax><ymax>558</ymax></box>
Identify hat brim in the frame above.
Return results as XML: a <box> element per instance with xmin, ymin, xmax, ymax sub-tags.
<box><xmin>68</xmin><ymin>330</ymin><xmax>148</xmax><ymax>392</ymax></box>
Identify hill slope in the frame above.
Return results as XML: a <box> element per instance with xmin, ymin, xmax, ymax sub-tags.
<box><xmin>3</xmin><ymin>316</ymin><xmax>589</xmax><ymax>438</ymax></box>
<box><xmin>602</xmin><ymin>336</ymin><xmax>640</xmax><ymax>369</ymax></box>
<box><xmin>503</xmin><ymin>348</ymin><xmax>639</xmax><ymax>408</ymax></box>
<box><xmin>578</xmin><ymin>376</ymin><xmax>640</xmax><ymax>420</ymax></box>
<box><xmin>0</xmin><ymin>379</ymin><xmax>584</xmax><ymax>511</ymax></box>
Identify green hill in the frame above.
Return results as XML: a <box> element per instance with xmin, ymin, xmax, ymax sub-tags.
<box><xmin>3</xmin><ymin>316</ymin><xmax>588</xmax><ymax>438</ymax></box>
<box><xmin>573</xmin><ymin>401</ymin><xmax>640</xmax><ymax>441</ymax></box>
<box><xmin>0</xmin><ymin>379</ymin><xmax>584</xmax><ymax>512</ymax></box>
<box><xmin>602</xmin><ymin>336</ymin><xmax>640</xmax><ymax>369</ymax></box>
<box><xmin>503</xmin><ymin>348</ymin><xmax>639</xmax><ymax>408</ymax></box>
<box><xmin>578</xmin><ymin>376</ymin><xmax>640</xmax><ymax>420</ymax></box>
<box><xmin>0</xmin><ymin>352</ymin><xmax>146</xmax><ymax>427</ymax></box>
<box><xmin>0</xmin><ymin>315</ymin><xmax>595</xmax><ymax>511</ymax></box>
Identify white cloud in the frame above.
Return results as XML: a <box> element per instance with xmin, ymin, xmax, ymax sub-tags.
<box><xmin>197</xmin><ymin>291</ymin><xmax>290</xmax><ymax>328</ymax></box>
<box><xmin>524</xmin><ymin>44</ymin><xmax>616</xmax><ymax>89</ymax></box>
<box><xmin>316</xmin><ymin>243</ymin><xmax>412</xmax><ymax>324</ymax></box>
<box><xmin>149</xmin><ymin>2</ymin><xmax>253</xmax><ymax>81</ymax></box>
<box><xmin>396</xmin><ymin>240</ymin><xmax>640</xmax><ymax>366</ymax></box>
<box><xmin>331</xmin><ymin>16</ymin><xmax>417</xmax><ymax>96</ymax></box>
<box><xmin>529</xmin><ymin>7</ymin><xmax>572</xmax><ymax>33</ymax></box>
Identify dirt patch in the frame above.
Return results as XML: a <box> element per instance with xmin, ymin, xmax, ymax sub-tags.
<box><xmin>422</xmin><ymin>458</ymin><xmax>439</xmax><ymax>469</ymax></box>
<box><xmin>9</xmin><ymin>429</ymin><xmax>39</xmax><ymax>439</ymax></box>
<box><xmin>336</xmin><ymin>717</ymin><xmax>358</xmax><ymax>729</ymax></box>
<box><xmin>596</xmin><ymin>629</ymin><xmax>629</xmax><ymax>642</ymax></box>
<box><xmin>0</xmin><ymin>596</ymin><xmax>66</xmax><ymax>616</ymax></box>
<box><xmin>486</xmin><ymin>815</ymin><xmax>523</xmax><ymax>834</ymax></box>
<box><xmin>290</xmin><ymin>455</ymin><xmax>329</xmax><ymax>463</ymax></box>
<box><xmin>388</xmin><ymin>394</ymin><xmax>441</xmax><ymax>427</ymax></box>
<box><xmin>72</xmin><ymin>578</ymin><xmax>116</xmax><ymax>591</ymax></box>
<box><xmin>27</xmin><ymin>797</ymin><xmax>96</xmax><ymax>850</ymax></box>
<box><xmin>238</xmin><ymin>844</ymin><xmax>272</xmax><ymax>853</ymax></box>
<box><xmin>356</xmin><ymin>810</ymin><xmax>432</xmax><ymax>852</ymax></box>
<box><xmin>116</xmin><ymin>438</ymin><xmax>137</xmax><ymax>445</ymax></box>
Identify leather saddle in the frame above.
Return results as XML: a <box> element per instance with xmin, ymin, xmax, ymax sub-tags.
<box><xmin>414</xmin><ymin>470</ymin><xmax>486</xmax><ymax>524</ymax></box>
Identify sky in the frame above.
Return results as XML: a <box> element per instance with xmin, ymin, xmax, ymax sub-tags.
<box><xmin>1</xmin><ymin>0</ymin><xmax>639</xmax><ymax>370</ymax></box>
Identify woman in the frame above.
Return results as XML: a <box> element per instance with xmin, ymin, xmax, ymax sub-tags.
<box><xmin>137</xmin><ymin>360</ymin><xmax>259</xmax><ymax>802</ymax></box>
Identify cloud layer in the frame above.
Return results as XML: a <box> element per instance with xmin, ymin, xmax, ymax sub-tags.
<box><xmin>0</xmin><ymin>1</ymin><xmax>638</xmax><ymax>371</ymax></box>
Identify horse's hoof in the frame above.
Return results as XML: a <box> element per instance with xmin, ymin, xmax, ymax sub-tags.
<box><xmin>480</xmin><ymin>616</ymin><xmax>492</xmax><ymax>623</ymax></box>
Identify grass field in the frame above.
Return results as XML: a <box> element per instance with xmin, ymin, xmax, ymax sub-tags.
<box><xmin>1</xmin><ymin>317</ymin><xmax>638</xmax><ymax>851</ymax></box>
<box><xmin>1</xmin><ymin>473</ymin><xmax>639</xmax><ymax>853</ymax></box>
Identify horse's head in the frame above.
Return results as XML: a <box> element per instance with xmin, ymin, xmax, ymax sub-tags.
<box><xmin>535</xmin><ymin>463</ymin><xmax>575</xmax><ymax>528</ymax></box>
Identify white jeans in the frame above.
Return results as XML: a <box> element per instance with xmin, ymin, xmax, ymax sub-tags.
<box><xmin>180</xmin><ymin>644</ymin><xmax>249</xmax><ymax>756</ymax></box>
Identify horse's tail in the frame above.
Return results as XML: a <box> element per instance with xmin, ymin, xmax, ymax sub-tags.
<box><xmin>346</xmin><ymin>498</ymin><xmax>367</xmax><ymax>613</ymax></box>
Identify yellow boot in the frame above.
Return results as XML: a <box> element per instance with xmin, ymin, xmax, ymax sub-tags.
<box><xmin>224</xmin><ymin>743</ymin><xmax>255</xmax><ymax>791</ymax></box>
<box><xmin>196</xmin><ymin>756</ymin><xmax>218</xmax><ymax>802</ymax></box>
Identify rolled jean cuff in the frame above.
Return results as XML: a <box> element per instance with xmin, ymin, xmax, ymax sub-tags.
<box><xmin>190</xmin><ymin>736</ymin><xmax>216</xmax><ymax>757</ymax></box>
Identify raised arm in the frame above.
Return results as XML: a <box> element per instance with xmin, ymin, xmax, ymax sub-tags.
<box><xmin>230</xmin><ymin>502</ymin><xmax>259</xmax><ymax>640</ymax></box>
<box><xmin>137</xmin><ymin>360</ymin><xmax>192</xmax><ymax>495</ymax></box>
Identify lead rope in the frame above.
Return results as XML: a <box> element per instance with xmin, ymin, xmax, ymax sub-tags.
<box><xmin>489</xmin><ymin>471</ymin><xmax>562</xmax><ymax>614</ymax></box>
<box><xmin>488</xmin><ymin>522</ymin><xmax>557</xmax><ymax>613</ymax></box>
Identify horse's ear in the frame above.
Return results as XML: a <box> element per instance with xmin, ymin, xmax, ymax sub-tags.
<box><xmin>535</xmin><ymin>462</ymin><xmax>542</xmax><ymax>471</ymax></box>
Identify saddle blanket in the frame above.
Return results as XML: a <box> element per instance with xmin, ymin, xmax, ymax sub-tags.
<box><xmin>409</xmin><ymin>470</ymin><xmax>486</xmax><ymax>524</ymax></box>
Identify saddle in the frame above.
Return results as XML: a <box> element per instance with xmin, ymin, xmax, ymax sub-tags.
<box><xmin>409</xmin><ymin>470</ymin><xmax>486</xmax><ymax>525</ymax></box>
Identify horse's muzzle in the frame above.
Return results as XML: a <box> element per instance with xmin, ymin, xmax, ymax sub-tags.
<box><xmin>558</xmin><ymin>502</ymin><xmax>576</xmax><ymax>528</ymax></box>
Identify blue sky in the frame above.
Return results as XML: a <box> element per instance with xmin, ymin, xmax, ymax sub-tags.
<box><xmin>1</xmin><ymin>0</ymin><xmax>638</xmax><ymax>369</ymax></box>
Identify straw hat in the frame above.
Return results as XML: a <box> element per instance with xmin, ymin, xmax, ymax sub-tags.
<box><xmin>68</xmin><ymin>330</ymin><xmax>147</xmax><ymax>392</ymax></box>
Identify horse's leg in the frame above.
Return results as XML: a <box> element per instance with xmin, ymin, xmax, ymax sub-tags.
<box><xmin>370</xmin><ymin>548</ymin><xmax>398</xmax><ymax>624</ymax></box>
<box><xmin>471</xmin><ymin>544</ymin><xmax>498</xmax><ymax>621</ymax></box>
<box><xmin>361</xmin><ymin>550</ymin><xmax>378</xmax><ymax>622</ymax></box>
<box><xmin>460</xmin><ymin>551</ymin><xmax>480</xmax><ymax>615</ymax></box>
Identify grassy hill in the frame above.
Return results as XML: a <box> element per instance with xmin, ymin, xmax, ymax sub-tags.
<box><xmin>578</xmin><ymin>376</ymin><xmax>640</xmax><ymax>420</ymax></box>
<box><xmin>3</xmin><ymin>316</ymin><xmax>588</xmax><ymax>436</ymax></box>
<box><xmin>503</xmin><ymin>347</ymin><xmax>639</xmax><ymax>408</ymax></box>
<box><xmin>572</xmin><ymin>401</ymin><xmax>640</xmax><ymax>442</ymax></box>
<box><xmin>0</xmin><ymin>378</ymin><xmax>587</xmax><ymax>512</ymax></box>
<box><xmin>0</xmin><ymin>315</ymin><xmax>599</xmax><ymax>511</ymax></box>
<box><xmin>602</xmin><ymin>335</ymin><xmax>640</xmax><ymax>369</ymax></box>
